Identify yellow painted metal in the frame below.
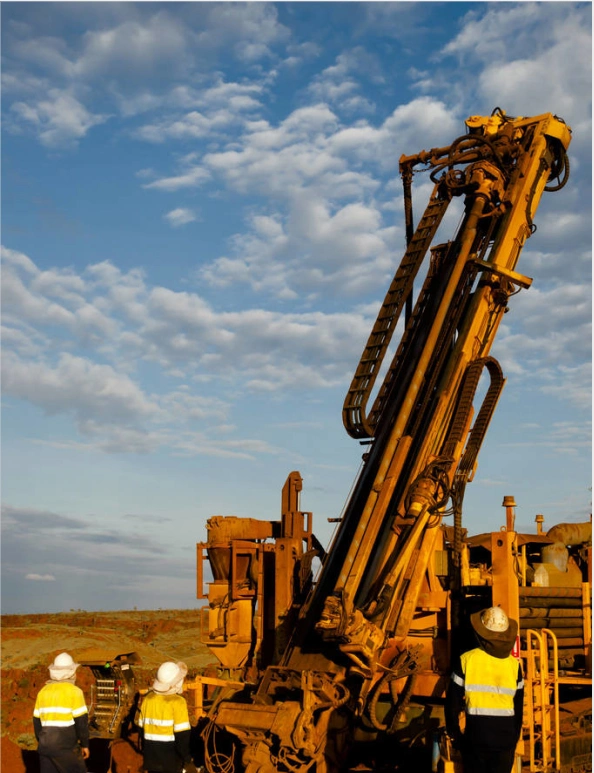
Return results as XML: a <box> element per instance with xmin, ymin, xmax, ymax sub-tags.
<box><xmin>194</xmin><ymin>112</ymin><xmax>588</xmax><ymax>773</ymax></box>
<box><xmin>184</xmin><ymin>675</ymin><xmax>245</xmax><ymax>719</ymax></box>
<box><xmin>491</xmin><ymin>529</ymin><xmax>520</xmax><ymax>624</ymax></box>
<box><xmin>196</xmin><ymin>470</ymin><xmax>318</xmax><ymax>676</ymax></box>
<box><xmin>523</xmin><ymin>629</ymin><xmax>561</xmax><ymax>772</ymax></box>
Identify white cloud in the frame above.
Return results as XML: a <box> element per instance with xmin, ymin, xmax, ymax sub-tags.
<box><xmin>137</xmin><ymin>108</ymin><xmax>239</xmax><ymax>143</ymax></box>
<box><xmin>75</xmin><ymin>13</ymin><xmax>192</xmax><ymax>79</ymax></box>
<box><xmin>2</xmin><ymin>250</ymin><xmax>120</xmax><ymax>343</ymax></box>
<box><xmin>1</xmin><ymin>245</ymin><xmax>39</xmax><ymax>274</ymax></box>
<box><xmin>363</xmin><ymin>3</ymin><xmax>434</xmax><ymax>40</ymax></box>
<box><xmin>539</xmin><ymin>364</ymin><xmax>592</xmax><ymax>412</ymax></box>
<box><xmin>192</xmin><ymin>3</ymin><xmax>290</xmax><ymax>62</ymax></box>
<box><xmin>26</xmin><ymin>573</ymin><xmax>56</xmax><ymax>581</ymax></box>
<box><xmin>440</xmin><ymin>4</ymin><xmax>592</xmax><ymax>135</ymax></box>
<box><xmin>1</xmin><ymin>6</ymin><xmax>285</xmax><ymax>150</ymax></box>
<box><xmin>9</xmin><ymin>88</ymin><xmax>108</xmax><ymax>147</ymax></box>
<box><xmin>164</xmin><ymin>208</ymin><xmax>197</xmax><ymax>227</ymax></box>
<box><xmin>143</xmin><ymin>166</ymin><xmax>211</xmax><ymax>191</ymax></box>
<box><xmin>199</xmin><ymin>192</ymin><xmax>400</xmax><ymax>299</ymax></box>
<box><xmin>1</xmin><ymin>350</ymin><xmax>160</xmax><ymax>425</ymax></box>
<box><xmin>306</xmin><ymin>47</ymin><xmax>382</xmax><ymax>112</ymax></box>
<box><xmin>1</xmin><ymin>502</ymin><xmax>198</xmax><ymax>612</ymax></box>
<box><xmin>1</xmin><ymin>247</ymin><xmax>377</xmax><ymax>456</ymax></box>
<box><xmin>493</xmin><ymin>283</ymin><xmax>592</xmax><ymax>409</ymax></box>
<box><xmin>195</xmin><ymin>97</ymin><xmax>457</xmax><ymax>204</ymax></box>
<box><xmin>10</xmin><ymin>34</ymin><xmax>76</xmax><ymax>78</ymax></box>
<box><xmin>2</xmin><ymin>264</ymin><xmax>77</xmax><ymax>327</ymax></box>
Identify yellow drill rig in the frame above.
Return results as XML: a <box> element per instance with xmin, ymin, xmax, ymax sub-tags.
<box><xmin>191</xmin><ymin>109</ymin><xmax>591</xmax><ymax>773</ymax></box>
<box><xmin>190</xmin><ymin>109</ymin><xmax>590</xmax><ymax>773</ymax></box>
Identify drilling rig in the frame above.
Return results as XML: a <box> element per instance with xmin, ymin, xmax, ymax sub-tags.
<box><xmin>191</xmin><ymin>110</ymin><xmax>591</xmax><ymax>773</ymax></box>
<box><xmin>139</xmin><ymin>110</ymin><xmax>590</xmax><ymax>773</ymax></box>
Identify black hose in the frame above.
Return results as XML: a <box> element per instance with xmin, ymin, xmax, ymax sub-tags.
<box><xmin>545</xmin><ymin>142</ymin><xmax>570</xmax><ymax>191</ymax></box>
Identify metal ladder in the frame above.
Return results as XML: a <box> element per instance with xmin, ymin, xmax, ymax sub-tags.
<box><xmin>90</xmin><ymin>678</ymin><xmax>123</xmax><ymax>734</ymax></box>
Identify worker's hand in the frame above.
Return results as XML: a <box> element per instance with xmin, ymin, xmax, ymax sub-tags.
<box><xmin>182</xmin><ymin>762</ymin><xmax>200</xmax><ymax>773</ymax></box>
<box><xmin>81</xmin><ymin>747</ymin><xmax>90</xmax><ymax>759</ymax></box>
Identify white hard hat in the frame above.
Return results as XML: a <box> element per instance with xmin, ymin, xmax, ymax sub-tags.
<box><xmin>49</xmin><ymin>652</ymin><xmax>79</xmax><ymax>681</ymax></box>
<box><xmin>480</xmin><ymin>606</ymin><xmax>509</xmax><ymax>632</ymax></box>
<box><xmin>152</xmin><ymin>661</ymin><xmax>188</xmax><ymax>695</ymax></box>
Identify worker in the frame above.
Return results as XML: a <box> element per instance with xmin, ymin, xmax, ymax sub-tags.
<box><xmin>445</xmin><ymin>606</ymin><xmax>524</xmax><ymax>773</ymax></box>
<box><xmin>137</xmin><ymin>660</ymin><xmax>197</xmax><ymax>773</ymax></box>
<box><xmin>33</xmin><ymin>651</ymin><xmax>90</xmax><ymax>773</ymax></box>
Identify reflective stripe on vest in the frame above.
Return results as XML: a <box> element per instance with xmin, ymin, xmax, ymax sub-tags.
<box><xmin>460</xmin><ymin>648</ymin><xmax>520</xmax><ymax>717</ymax></box>
<box><xmin>138</xmin><ymin>692</ymin><xmax>191</xmax><ymax>742</ymax></box>
<box><xmin>33</xmin><ymin>682</ymin><xmax>88</xmax><ymax>728</ymax></box>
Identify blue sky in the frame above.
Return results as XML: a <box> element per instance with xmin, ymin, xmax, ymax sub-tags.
<box><xmin>1</xmin><ymin>2</ymin><xmax>591</xmax><ymax>614</ymax></box>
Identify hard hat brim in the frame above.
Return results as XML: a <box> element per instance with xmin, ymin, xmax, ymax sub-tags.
<box><xmin>471</xmin><ymin>609</ymin><xmax>518</xmax><ymax>643</ymax></box>
<box><xmin>152</xmin><ymin>661</ymin><xmax>188</xmax><ymax>694</ymax></box>
<box><xmin>49</xmin><ymin>662</ymin><xmax>80</xmax><ymax>680</ymax></box>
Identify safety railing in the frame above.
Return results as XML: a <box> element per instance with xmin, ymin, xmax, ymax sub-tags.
<box><xmin>523</xmin><ymin>628</ymin><xmax>560</xmax><ymax>772</ymax></box>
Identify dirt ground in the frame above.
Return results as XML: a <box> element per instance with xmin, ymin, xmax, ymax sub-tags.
<box><xmin>1</xmin><ymin>608</ymin><xmax>216</xmax><ymax>773</ymax></box>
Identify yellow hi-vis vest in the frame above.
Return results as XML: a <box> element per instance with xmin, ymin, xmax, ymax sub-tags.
<box><xmin>33</xmin><ymin>682</ymin><xmax>88</xmax><ymax>727</ymax></box>
<box><xmin>138</xmin><ymin>693</ymin><xmax>191</xmax><ymax>742</ymax></box>
<box><xmin>457</xmin><ymin>648</ymin><xmax>522</xmax><ymax>717</ymax></box>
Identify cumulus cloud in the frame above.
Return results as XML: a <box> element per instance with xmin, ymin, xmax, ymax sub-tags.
<box><xmin>164</xmin><ymin>208</ymin><xmax>197</xmax><ymax>227</ymax></box>
<box><xmin>190</xmin><ymin>2</ymin><xmax>290</xmax><ymax>62</ymax></box>
<box><xmin>200</xmin><ymin>194</ymin><xmax>399</xmax><ymax>299</ymax></box>
<box><xmin>1</xmin><ymin>247</ymin><xmax>375</xmax><ymax>455</ymax></box>
<box><xmin>133</xmin><ymin>77</ymin><xmax>265</xmax><ymax>137</ymax></box>
<box><xmin>164</xmin><ymin>97</ymin><xmax>456</xmax><ymax>299</ymax></box>
<box><xmin>1</xmin><ymin>5</ymin><xmax>287</xmax><ymax>149</ymax></box>
<box><xmin>184</xmin><ymin>97</ymin><xmax>458</xmax><ymax>204</ymax></box>
<box><xmin>2</xmin><ymin>350</ymin><xmax>161</xmax><ymax>425</ymax></box>
<box><xmin>493</xmin><ymin>282</ymin><xmax>592</xmax><ymax>410</ymax></box>
<box><xmin>440</xmin><ymin>3</ymin><xmax>592</xmax><ymax>136</ymax></box>
<box><xmin>74</xmin><ymin>13</ymin><xmax>193</xmax><ymax>80</ymax></box>
<box><xmin>143</xmin><ymin>96</ymin><xmax>454</xmax><ymax>302</ymax></box>
<box><xmin>306</xmin><ymin>47</ymin><xmax>382</xmax><ymax>113</ymax></box>
<box><xmin>362</xmin><ymin>2</ymin><xmax>436</xmax><ymax>40</ymax></box>
<box><xmin>9</xmin><ymin>88</ymin><xmax>108</xmax><ymax>147</ymax></box>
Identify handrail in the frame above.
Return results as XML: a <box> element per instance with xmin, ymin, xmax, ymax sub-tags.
<box><xmin>524</xmin><ymin>628</ymin><xmax>560</xmax><ymax>771</ymax></box>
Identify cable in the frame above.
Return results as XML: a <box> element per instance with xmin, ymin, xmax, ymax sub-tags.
<box><xmin>203</xmin><ymin>720</ymin><xmax>235</xmax><ymax>773</ymax></box>
<box><xmin>544</xmin><ymin>141</ymin><xmax>570</xmax><ymax>191</ymax></box>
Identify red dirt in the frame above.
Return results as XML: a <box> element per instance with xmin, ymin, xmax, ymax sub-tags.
<box><xmin>1</xmin><ymin>609</ymin><xmax>215</xmax><ymax>773</ymax></box>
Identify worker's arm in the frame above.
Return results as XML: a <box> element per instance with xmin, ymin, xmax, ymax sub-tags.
<box><xmin>513</xmin><ymin>661</ymin><xmax>525</xmax><ymax>742</ymax></box>
<box><xmin>174</xmin><ymin>699</ymin><xmax>192</xmax><ymax>765</ymax></box>
<box><xmin>71</xmin><ymin>686</ymin><xmax>90</xmax><ymax>759</ymax></box>
<box><xmin>445</xmin><ymin>658</ymin><xmax>465</xmax><ymax>747</ymax></box>
<box><xmin>74</xmin><ymin>713</ymin><xmax>90</xmax><ymax>758</ymax></box>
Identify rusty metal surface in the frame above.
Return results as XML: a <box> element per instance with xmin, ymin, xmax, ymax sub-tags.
<box><xmin>547</xmin><ymin>523</ymin><xmax>592</xmax><ymax>547</ymax></box>
<box><xmin>467</xmin><ymin>532</ymin><xmax>554</xmax><ymax>548</ymax></box>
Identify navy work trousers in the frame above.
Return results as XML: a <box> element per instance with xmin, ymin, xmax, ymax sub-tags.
<box><xmin>462</xmin><ymin>745</ymin><xmax>516</xmax><ymax>773</ymax></box>
<box><xmin>39</xmin><ymin>750</ymin><xmax>87</xmax><ymax>773</ymax></box>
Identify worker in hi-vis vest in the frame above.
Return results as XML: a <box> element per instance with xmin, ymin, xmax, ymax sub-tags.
<box><xmin>33</xmin><ymin>652</ymin><xmax>90</xmax><ymax>773</ymax></box>
<box><xmin>445</xmin><ymin>606</ymin><xmax>524</xmax><ymax>773</ymax></box>
<box><xmin>137</xmin><ymin>660</ymin><xmax>198</xmax><ymax>773</ymax></box>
